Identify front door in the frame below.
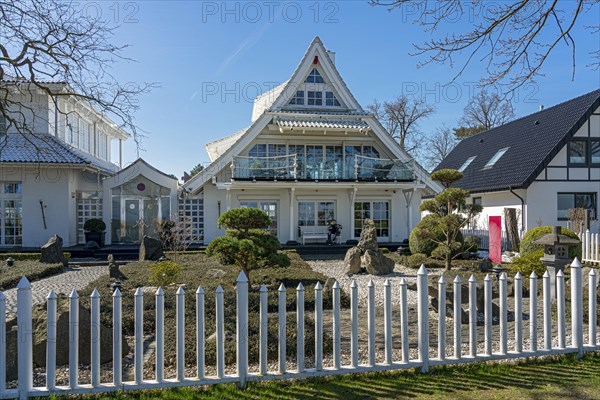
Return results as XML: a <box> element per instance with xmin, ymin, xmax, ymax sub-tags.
<box><xmin>122</xmin><ymin>197</ymin><xmax>160</xmax><ymax>242</ymax></box>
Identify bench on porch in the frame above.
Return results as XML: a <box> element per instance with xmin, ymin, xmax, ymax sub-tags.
<box><xmin>300</xmin><ymin>226</ymin><xmax>329</xmax><ymax>245</ymax></box>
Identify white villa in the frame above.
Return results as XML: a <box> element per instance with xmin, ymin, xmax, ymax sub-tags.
<box><xmin>182</xmin><ymin>37</ymin><xmax>441</xmax><ymax>245</ymax></box>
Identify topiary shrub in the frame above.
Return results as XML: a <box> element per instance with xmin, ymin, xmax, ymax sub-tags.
<box><xmin>520</xmin><ymin>226</ymin><xmax>581</xmax><ymax>259</ymax></box>
<box><xmin>508</xmin><ymin>250</ymin><xmax>546</xmax><ymax>278</ymax></box>
<box><xmin>410</xmin><ymin>214</ymin><xmax>464</xmax><ymax>256</ymax></box>
<box><xmin>148</xmin><ymin>260</ymin><xmax>182</xmax><ymax>287</ymax></box>
<box><xmin>83</xmin><ymin>218</ymin><xmax>106</xmax><ymax>232</ymax></box>
<box><xmin>406</xmin><ymin>253</ymin><xmax>428</xmax><ymax>269</ymax></box>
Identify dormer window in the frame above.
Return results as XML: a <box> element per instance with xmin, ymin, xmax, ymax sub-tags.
<box><xmin>484</xmin><ymin>147</ymin><xmax>509</xmax><ymax>169</ymax></box>
<box><xmin>289</xmin><ymin>90</ymin><xmax>304</xmax><ymax>105</ymax></box>
<box><xmin>458</xmin><ymin>156</ymin><xmax>476</xmax><ymax>172</ymax></box>
<box><xmin>305</xmin><ymin>68</ymin><xmax>324</xmax><ymax>84</ymax></box>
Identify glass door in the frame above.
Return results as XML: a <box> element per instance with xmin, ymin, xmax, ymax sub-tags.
<box><xmin>123</xmin><ymin>199</ymin><xmax>141</xmax><ymax>242</ymax></box>
<box><xmin>354</xmin><ymin>201</ymin><xmax>390</xmax><ymax>241</ymax></box>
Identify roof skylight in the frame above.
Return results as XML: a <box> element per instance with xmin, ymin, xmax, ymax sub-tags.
<box><xmin>458</xmin><ymin>156</ymin><xmax>476</xmax><ymax>172</ymax></box>
<box><xmin>484</xmin><ymin>147</ymin><xmax>510</xmax><ymax>169</ymax></box>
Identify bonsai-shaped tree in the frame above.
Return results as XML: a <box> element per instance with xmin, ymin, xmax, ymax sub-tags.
<box><xmin>417</xmin><ymin>169</ymin><xmax>482</xmax><ymax>270</ymax></box>
<box><xmin>83</xmin><ymin>218</ymin><xmax>106</xmax><ymax>232</ymax></box>
<box><xmin>206</xmin><ymin>207</ymin><xmax>290</xmax><ymax>284</ymax></box>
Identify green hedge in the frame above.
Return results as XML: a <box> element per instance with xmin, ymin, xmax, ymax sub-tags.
<box><xmin>0</xmin><ymin>252</ymin><xmax>71</xmax><ymax>261</ymax></box>
<box><xmin>520</xmin><ymin>226</ymin><xmax>581</xmax><ymax>259</ymax></box>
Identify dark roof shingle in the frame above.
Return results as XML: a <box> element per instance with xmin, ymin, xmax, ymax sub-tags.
<box><xmin>434</xmin><ymin>89</ymin><xmax>600</xmax><ymax>192</ymax></box>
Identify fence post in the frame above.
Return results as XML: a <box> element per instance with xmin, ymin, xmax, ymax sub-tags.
<box><xmin>437</xmin><ymin>276</ymin><xmax>446</xmax><ymax>361</ymax></box>
<box><xmin>453</xmin><ymin>275</ymin><xmax>461</xmax><ymax>360</ymax></box>
<box><xmin>90</xmin><ymin>289</ymin><xmax>101</xmax><ymax>387</ymax></box>
<box><xmin>589</xmin><ymin>269</ymin><xmax>597</xmax><ymax>347</ymax></box>
<box><xmin>400</xmin><ymin>278</ymin><xmax>409</xmax><ymax>363</ymax></box>
<box><xmin>0</xmin><ymin>292</ymin><xmax>5</xmax><ymax>393</ymax></box>
<box><xmin>556</xmin><ymin>270</ymin><xmax>566</xmax><ymax>349</ymax></box>
<box><xmin>514</xmin><ymin>273</ymin><xmax>523</xmax><ymax>353</ymax></box>
<box><xmin>259</xmin><ymin>285</ymin><xmax>268</xmax><ymax>375</ymax></box>
<box><xmin>585</xmin><ymin>230</ymin><xmax>590</xmax><ymax>261</ymax></box>
<box><xmin>45</xmin><ymin>291</ymin><xmax>57</xmax><ymax>391</ymax></box>
<box><xmin>468</xmin><ymin>275</ymin><xmax>477</xmax><ymax>358</ymax></box>
<box><xmin>332</xmin><ymin>281</ymin><xmax>341</xmax><ymax>370</ymax></box>
<box><xmin>134</xmin><ymin>288</ymin><xmax>144</xmax><ymax>385</ymax></box>
<box><xmin>570</xmin><ymin>258</ymin><xmax>584</xmax><ymax>356</ymax></box>
<box><xmin>529</xmin><ymin>272</ymin><xmax>538</xmax><ymax>352</ymax></box>
<box><xmin>499</xmin><ymin>272</ymin><xmax>508</xmax><ymax>355</ymax></box>
<box><xmin>350</xmin><ymin>280</ymin><xmax>359</xmax><ymax>368</ymax></box>
<box><xmin>278</xmin><ymin>283</ymin><xmax>287</xmax><ymax>374</ymax></box>
<box><xmin>113</xmin><ymin>288</ymin><xmax>122</xmax><ymax>386</ymax></box>
<box><xmin>484</xmin><ymin>274</ymin><xmax>492</xmax><ymax>356</ymax></box>
<box><xmin>296</xmin><ymin>283</ymin><xmax>305</xmax><ymax>373</ymax></box>
<box><xmin>315</xmin><ymin>282</ymin><xmax>323</xmax><ymax>371</ymax></box>
<box><xmin>236</xmin><ymin>272</ymin><xmax>248</xmax><ymax>388</ymax></box>
<box><xmin>367</xmin><ymin>280</ymin><xmax>375</xmax><ymax>367</ymax></box>
<box><xmin>156</xmin><ymin>288</ymin><xmax>165</xmax><ymax>383</ymax></box>
<box><xmin>196</xmin><ymin>286</ymin><xmax>206</xmax><ymax>380</ymax></box>
<box><xmin>16</xmin><ymin>277</ymin><xmax>32</xmax><ymax>400</ymax></box>
<box><xmin>216</xmin><ymin>285</ymin><xmax>225</xmax><ymax>378</ymax></box>
<box><xmin>384</xmin><ymin>279</ymin><xmax>392</xmax><ymax>365</ymax></box>
<box><xmin>69</xmin><ymin>289</ymin><xmax>79</xmax><ymax>389</ymax></box>
<box><xmin>543</xmin><ymin>271</ymin><xmax>552</xmax><ymax>350</ymax></box>
<box><xmin>418</xmin><ymin>265</ymin><xmax>429</xmax><ymax>372</ymax></box>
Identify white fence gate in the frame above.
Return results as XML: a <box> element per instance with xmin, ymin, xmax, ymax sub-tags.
<box><xmin>582</xmin><ymin>230</ymin><xmax>600</xmax><ymax>264</ymax></box>
<box><xmin>0</xmin><ymin>259</ymin><xmax>599</xmax><ymax>399</ymax></box>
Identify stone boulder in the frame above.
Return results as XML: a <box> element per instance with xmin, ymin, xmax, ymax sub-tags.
<box><xmin>431</xmin><ymin>297</ymin><xmax>469</xmax><ymax>324</ymax></box>
<box><xmin>39</xmin><ymin>235</ymin><xmax>68</xmax><ymax>266</ymax></box>
<box><xmin>139</xmin><ymin>235</ymin><xmax>165</xmax><ymax>261</ymax></box>
<box><xmin>5</xmin><ymin>301</ymin><xmax>129</xmax><ymax>381</ymax></box>
<box><xmin>343</xmin><ymin>247</ymin><xmax>362</xmax><ymax>275</ymax></box>
<box><xmin>363</xmin><ymin>249</ymin><xmax>395</xmax><ymax>276</ymax></box>
<box><xmin>357</xmin><ymin>219</ymin><xmax>379</xmax><ymax>252</ymax></box>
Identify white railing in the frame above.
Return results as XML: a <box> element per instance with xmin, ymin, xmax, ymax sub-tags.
<box><xmin>460</xmin><ymin>228</ymin><xmax>525</xmax><ymax>251</ymax></box>
<box><xmin>1</xmin><ymin>259</ymin><xmax>599</xmax><ymax>399</ymax></box>
<box><xmin>582</xmin><ymin>230</ymin><xmax>600</xmax><ymax>264</ymax></box>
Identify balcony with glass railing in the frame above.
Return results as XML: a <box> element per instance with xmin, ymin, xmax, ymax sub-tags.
<box><xmin>231</xmin><ymin>154</ymin><xmax>415</xmax><ymax>181</ymax></box>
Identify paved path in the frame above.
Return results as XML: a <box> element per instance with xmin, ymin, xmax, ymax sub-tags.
<box><xmin>1</xmin><ymin>265</ymin><xmax>108</xmax><ymax>315</ymax></box>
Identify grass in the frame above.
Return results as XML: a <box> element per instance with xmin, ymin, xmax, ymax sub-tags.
<box><xmin>51</xmin><ymin>352</ymin><xmax>600</xmax><ymax>399</ymax></box>
<box><xmin>0</xmin><ymin>261</ymin><xmax>65</xmax><ymax>290</ymax></box>
<box><xmin>78</xmin><ymin>251</ymin><xmax>348</xmax><ymax>368</ymax></box>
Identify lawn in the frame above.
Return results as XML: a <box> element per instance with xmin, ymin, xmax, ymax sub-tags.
<box><xmin>0</xmin><ymin>260</ymin><xmax>65</xmax><ymax>290</ymax></box>
<box><xmin>53</xmin><ymin>352</ymin><xmax>600</xmax><ymax>399</ymax></box>
<box><xmin>78</xmin><ymin>251</ymin><xmax>349</xmax><ymax>369</ymax></box>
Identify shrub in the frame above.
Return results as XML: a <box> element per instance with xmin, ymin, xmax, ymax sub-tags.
<box><xmin>83</xmin><ymin>218</ymin><xmax>106</xmax><ymax>232</ymax></box>
<box><xmin>463</xmin><ymin>235</ymin><xmax>479</xmax><ymax>253</ymax></box>
<box><xmin>520</xmin><ymin>226</ymin><xmax>581</xmax><ymax>259</ymax></box>
<box><xmin>509</xmin><ymin>250</ymin><xmax>546</xmax><ymax>278</ymax></box>
<box><xmin>0</xmin><ymin>252</ymin><xmax>71</xmax><ymax>261</ymax></box>
<box><xmin>148</xmin><ymin>260</ymin><xmax>182</xmax><ymax>287</ymax></box>
<box><xmin>218</xmin><ymin>208</ymin><xmax>272</xmax><ymax>233</ymax></box>
<box><xmin>406</xmin><ymin>253</ymin><xmax>428</xmax><ymax>269</ymax></box>
<box><xmin>410</xmin><ymin>214</ymin><xmax>464</xmax><ymax>256</ymax></box>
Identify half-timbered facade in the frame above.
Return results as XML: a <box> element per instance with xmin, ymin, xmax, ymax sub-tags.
<box><xmin>183</xmin><ymin>37</ymin><xmax>441</xmax><ymax>245</ymax></box>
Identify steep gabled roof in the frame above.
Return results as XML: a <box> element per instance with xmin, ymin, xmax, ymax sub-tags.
<box><xmin>434</xmin><ymin>89</ymin><xmax>600</xmax><ymax>193</ymax></box>
<box><xmin>0</xmin><ymin>133</ymin><xmax>119</xmax><ymax>173</ymax></box>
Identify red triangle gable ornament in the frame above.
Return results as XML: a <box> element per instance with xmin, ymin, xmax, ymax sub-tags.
<box><xmin>313</xmin><ymin>56</ymin><xmax>319</xmax><ymax>64</ymax></box>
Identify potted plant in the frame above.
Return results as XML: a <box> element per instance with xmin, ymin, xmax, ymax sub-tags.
<box><xmin>84</xmin><ymin>218</ymin><xmax>106</xmax><ymax>247</ymax></box>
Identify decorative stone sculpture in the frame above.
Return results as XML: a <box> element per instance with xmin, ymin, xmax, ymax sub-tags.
<box><xmin>139</xmin><ymin>235</ymin><xmax>165</xmax><ymax>261</ymax></box>
<box><xmin>39</xmin><ymin>235</ymin><xmax>68</xmax><ymax>266</ymax></box>
<box><xmin>343</xmin><ymin>219</ymin><xmax>396</xmax><ymax>276</ymax></box>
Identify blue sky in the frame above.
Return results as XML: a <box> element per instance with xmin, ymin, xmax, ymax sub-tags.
<box><xmin>106</xmin><ymin>1</ymin><xmax>600</xmax><ymax>177</ymax></box>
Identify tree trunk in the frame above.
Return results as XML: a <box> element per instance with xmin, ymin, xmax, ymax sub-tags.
<box><xmin>504</xmin><ymin>208</ymin><xmax>520</xmax><ymax>252</ymax></box>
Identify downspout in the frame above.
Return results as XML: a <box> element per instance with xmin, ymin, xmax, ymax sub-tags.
<box><xmin>509</xmin><ymin>187</ymin><xmax>525</xmax><ymax>231</ymax></box>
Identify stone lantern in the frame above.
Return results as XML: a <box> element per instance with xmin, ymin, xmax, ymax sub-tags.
<box><xmin>533</xmin><ymin>226</ymin><xmax>580</xmax><ymax>299</ymax></box>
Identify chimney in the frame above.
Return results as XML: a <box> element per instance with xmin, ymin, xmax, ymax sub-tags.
<box><xmin>539</xmin><ymin>105</ymin><xmax>544</xmax><ymax>111</ymax></box>
<box><xmin>326</xmin><ymin>50</ymin><xmax>336</xmax><ymax>65</ymax></box>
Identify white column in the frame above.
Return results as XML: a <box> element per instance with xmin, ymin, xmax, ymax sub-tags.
<box><xmin>289</xmin><ymin>188</ymin><xmax>295</xmax><ymax>242</ymax></box>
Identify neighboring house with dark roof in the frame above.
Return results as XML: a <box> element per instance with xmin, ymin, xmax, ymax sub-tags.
<box><xmin>0</xmin><ymin>79</ymin><xmax>179</xmax><ymax>248</ymax></box>
<box><xmin>435</xmin><ymin>89</ymin><xmax>600</xmax><ymax>233</ymax></box>
<box><xmin>182</xmin><ymin>37</ymin><xmax>442</xmax><ymax>245</ymax></box>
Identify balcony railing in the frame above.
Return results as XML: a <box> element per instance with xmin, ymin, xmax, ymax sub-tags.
<box><xmin>231</xmin><ymin>155</ymin><xmax>415</xmax><ymax>181</ymax></box>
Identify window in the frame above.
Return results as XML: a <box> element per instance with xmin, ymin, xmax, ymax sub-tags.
<box><xmin>354</xmin><ymin>201</ymin><xmax>390</xmax><ymax>238</ymax></box>
<box><xmin>298</xmin><ymin>201</ymin><xmax>334</xmax><ymax>227</ymax></box>
<box><xmin>592</xmin><ymin>140</ymin><xmax>600</xmax><ymax>165</ymax></box>
<box><xmin>72</xmin><ymin>115</ymin><xmax>80</xmax><ymax>148</ymax></box>
<box><xmin>305</xmin><ymin>68</ymin><xmax>324</xmax><ymax>84</ymax></box>
<box><xmin>0</xmin><ymin>115</ymin><xmax>6</xmax><ymax>135</ymax></box>
<box><xmin>1</xmin><ymin>182</ymin><xmax>22</xmax><ymax>246</ymax></box>
<box><xmin>472</xmin><ymin>197</ymin><xmax>482</xmax><ymax>206</ymax></box>
<box><xmin>484</xmin><ymin>147</ymin><xmax>510</xmax><ymax>169</ymax></box>
<box><xmin>557</xmin><ymin>193</ymin><xmax>597</xmax><ymax>220</ymax></box>
<box><xmin>179</xmin><ymin>197</ymin><xmax>204</xmax><ymax>243</ymax></box>
<box><xmin>307</xmin><ymin>91</ymin><xmax>322</xmax><ymax>106</ymax></box>
<box><xmin>569</xmin><ymin>140</ymin><xmax>587</xmax><ymax>164</ymax></box>
<box><xmin>240</xmin><ymin>201</ymin><xmax>278</xmax><ymax>235</ymax></box>
<box><xmin>77</xmin><ymin>193</ymin><xmax>103</xmax><ymax>244</ymax></box>
<box><xmin>459</xmin><ymin>156</ymin><xmax>477</xmax><ymax>172</ymax></box>
<box><xmin>325</xmin><ymin>92</ymin><xmax>341</xmax><ymax>107</ymax></box>
<box><xmin>289</xmin><ymin>90</ymin><xmax>304</xmax><ymax>105</ymax></box>
<box><xmin>99</xmin><ymin>132</ymin><xmax>108</xmax><ymax>160</ymax></box>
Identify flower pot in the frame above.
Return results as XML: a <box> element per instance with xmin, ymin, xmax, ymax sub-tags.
<box><xmin>84</xmin><ymin>231</ymin><xmax>106</xmax><ymax>247</ymax></box>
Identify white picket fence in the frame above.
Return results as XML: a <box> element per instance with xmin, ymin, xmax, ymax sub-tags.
<box><xmin>460</xmin><ymin>228</ymin><xmax>524</xmax><ymax>251</ymax></box>
<box><xmin>1</xmin><ymin>259</ymin><xmax>599</xmax><ymax>399</ymax></box>
<box><xmin>582</xmin><ymin>230</ymin><xmax>600</xmax><ymax>264</ymax></box>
